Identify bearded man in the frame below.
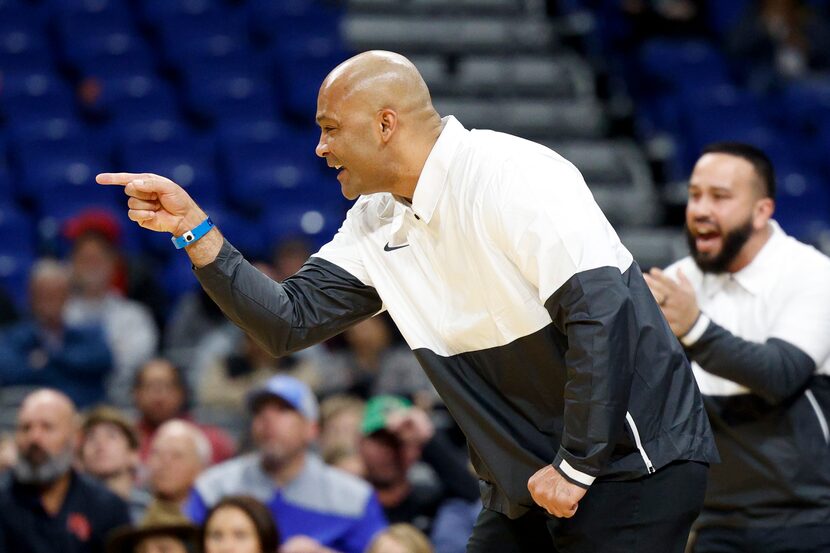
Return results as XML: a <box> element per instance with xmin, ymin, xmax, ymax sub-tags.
<box><xmin>645</xmin><ymin>142</ymin><xmax>830</xmax><ymax>553</ymax></box>
<box><xmin>0</xmin><ymin>389</ymin><xmax>130</xmax><ymax>553</ymax></box>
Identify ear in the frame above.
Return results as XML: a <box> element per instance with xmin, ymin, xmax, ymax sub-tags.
<box><xmin>753</xmin><ymin>197</ymin><xmax>774</xmax><ymax>230</ymax></box>
<box><xmin>378</xmin><ymin>109</ymin><xmax>398</xmax><ymax>143</ymax></box>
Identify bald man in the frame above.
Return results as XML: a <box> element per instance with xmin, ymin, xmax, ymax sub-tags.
<box><xmin>0</xmin><ymin>389</ymin><xmax>130</xmax><ymax>553</ymax></box>
<box><xmin>98</xmin><ymin>50</ymin><xmax>717</xmax><ymax>552</ymax></box>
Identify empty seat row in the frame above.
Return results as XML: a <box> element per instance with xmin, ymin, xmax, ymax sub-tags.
<box><xmin>432</xmin><ymin>97</ymin><xmax>607</xmax><ymax>139</ymax></box>
<box><xmin>344</xmin><ymin>15</ymin><xmax>556</xmax><ymax>54</ymax></box>
<box><xmin>412</xmin><ymin>53</ymin><xmax>596</xmax><ymax>99</ymax></box>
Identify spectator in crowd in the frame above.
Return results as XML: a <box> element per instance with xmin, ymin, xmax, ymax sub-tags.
<box><xmin>366</xmin><ymin>523</ymin><xmax>433</xmax><ymax>553</ymax></box>
<box><xmin>62</xmin><ymin>209</ymin><xmax>168</xmax><ymax>334</ymax></box>
<box><xmin>0</xmin><ymin>260</ymin><xmax>112</xmax><ymax>408</ymax></box>
<box><xmin>199</xmin><ymin>332</ymin><xmax>322</xmax><ymax>414</ymax></box>
<box><xmin>106</xmin><ymin>500</ymin><xmax>200</xmax><ymax>553</ymax></box>
<box><xmin>645</xmin><ymin>142</ymin><xmax>830</xmax><ymax>552</ymax></box>
<box><xmin>319</xmin><ymin>395</ymin><xmax>365</xmax><ymax>460</ymax></box>
<box><xmin>728</xmin><ymin>0</ymin><xmax>830</xmax><ymax>89</ymax></box>
<box><xmin>78</xmin><ymin>406</ymin><xmax>151</xmax><ymax>522</ymax></box>
<box><xmin>0</xmin><ymin>389</ymin><xmax>130</xmax><ymax>552</ymax></box>
<box><xmin>147</xmin><ymin>420</ymin><xmax>212</xmax><ymax>514</ymax></box>
<box><xmin>358</xmin><ymin>396</ymin><xmax>479</xmax><ymax>536</ymax></box>
<box><xmin>202</xmin><ymin>495</ymin><xmax>280</xmax><ymax>553</ymax></box>
<box><xmin>323</xmin><ymin>316</ymin><xmax>437</xmax><ymax>405</ymax></box>
<box><xmin>164</xmin><ymin>288</ymin><xmax>237</xmax><ymax>376</ymax></box>
<box><xmin>65</xmin><ymin>228</ymin><xmax>158</xmax><ymax>405</ymax></box>
<box><xmin>133</xmin><ymin>357</ymin><xmax>236</xmax><ymax>464</ymax></box>
<box><xmin>185</xmin><ymin>375</ymin><xmax>387</xmax><ymax>553</ymax></box>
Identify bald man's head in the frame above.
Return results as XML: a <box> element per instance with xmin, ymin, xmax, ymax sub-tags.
<box><xmin>15</xmin><ymin>389</ymin><xmax>77</xmax><ymax>485</ymax></box>
<box><xmin>315</xmin><ymin>51</ymin><xmax>442</xmax><ymax>201</ymax></box>
<box><xmin>321</xmin><ymin>51</ymin><xmax>435</xmax><ymax>118</ymax></box>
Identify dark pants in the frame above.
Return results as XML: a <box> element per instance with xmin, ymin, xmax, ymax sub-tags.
<box><xmin>692</xmin><ymin>525</ymin><xmax>830</xmax><ymax>553</ymax></box>
<box><xmin>467</xmin><ymin>460</ymin><xmax>708</xmax><ymax>553</ymax></box>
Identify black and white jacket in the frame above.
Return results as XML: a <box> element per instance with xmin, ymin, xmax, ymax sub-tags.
<box><xmin>195</xmin><ymin>116</ymin><xmax>718</xmax><ymax>518</ymax></box>
<box><xmin>667</xmin><ymin>222</ymin><xmax>830</xmax><ymax>529</ymax></box>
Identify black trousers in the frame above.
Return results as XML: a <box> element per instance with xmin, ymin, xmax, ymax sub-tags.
<box><xmin>692</xmin><ymin>525</ymin><xmax>830</xmax><ymax>553</ymax></box>
<box><xmin>467</xmin><ymin>460</ymin><xmax>708</xmax><ymax>553</ymax></box>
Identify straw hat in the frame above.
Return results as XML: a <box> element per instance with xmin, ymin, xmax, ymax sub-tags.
<box><xmin>106</xmin><ymin>501</ymin><xmax>199</xmax><ymax>553</ymax></box>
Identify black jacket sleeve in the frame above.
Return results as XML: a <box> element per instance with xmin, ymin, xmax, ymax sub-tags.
<box><xmin>686</xmin><ymin>318</ymin><xmax>815</xmax><ymax>404</ymax></box>
<box><xmin>194</xmin><ymin>240</ymin><xmax>383</xmax><ymax>357</ymax></box>
<box><xmin>545</xmin><ymin>267</ymin><xmax>636</xmax><ymax>488</ymax></box>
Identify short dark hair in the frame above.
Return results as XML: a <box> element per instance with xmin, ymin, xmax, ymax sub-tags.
<box><xmin>701</xmin><ymin>142</ymin><xmax>776</xmax><ymax>200</ymax></box>
<box><xmin>202</xmin><ymin>496</ymin><xmax>280</xmax><ymax>553</ymax></box>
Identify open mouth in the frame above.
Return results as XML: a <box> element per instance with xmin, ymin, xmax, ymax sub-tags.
<box><xmin>694</xmin><ymin>229</ymin><xmax>721</xmax><ymax>252</ymax></box>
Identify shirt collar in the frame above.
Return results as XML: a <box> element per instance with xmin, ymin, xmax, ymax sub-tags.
<box><xmin>729</xmin><ymin>220</ymin><xmax>785</xmax><ymax>296</ymax></box>
<box><xmin>408</xmin><ymin>115</ymin><xmax>466</xmax><ymax>224</ymax></box>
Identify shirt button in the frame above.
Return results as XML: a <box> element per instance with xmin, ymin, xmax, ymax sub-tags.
<box><xmin>414</xmin><ymin>214</ymin><xmax>420</xmax><ymax>220</ymax></box>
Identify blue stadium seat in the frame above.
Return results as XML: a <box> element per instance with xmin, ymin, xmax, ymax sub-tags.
<box><xmin>200</xmin><ymin>204</ymin><xmax>267</xmax><ymax>260</ymax></box>
<box><xmin>140</xmin><ymin>0</ymin><xmax>222</xmax><ymax>25</ymax></box>
<box><xmin>248</xmin><ymin>0</ymin><xmax>343</xmax><ymax>44</ymax></box>
<box><xmin>1</xmin><ymin>84</ymin><xmax>77</xmax><ymax>125</ymax></box>
<box><xmin>119</xmin><ymin>138</ymin><xmax>222</xmax><ymax>207</ymax></box>
<box><xmin>160</xmin><ymin>254</ymin><xmax>201</xmax><ymax>305</ymax></box>
<box><xmin>263</xmin><ymin>203</ymin><xmax>346</xmax><ymax>249</ymax></box>
<box><xmin>16</xmin><ymin>139</ymin><xmax>106</xmax><ymax>205</ymax></box>
<box><xmin>0</xmin><ymin>70</ymin><xmax>63</xmax><ymax>102</ymax></box>
<box><xmin>216</xmin><ymin>120</ymin><xmax>289</xmax><ymax>147</ymax></box>
<box><xmin>277</xmin><ymin>55</ymin><xmax>346</xmax><ymax>122</ymax></box>
<box><xmin>774</xmin><ymin>170</ymin><xmax>830</xmax><ymax>245</ymax></box>
<box><xmin>63</xmin><ymin>29</ymin><xmax>153</xmax><ymax>74</ymax></box>
<box><xmin>8</xmin><ymin>116</ymin><xmax>86</xmax><ymax>145</ymax></box>
<box><xmin>706</xmin><ymin>0</ymin><xmax>752</xmax><ymax>37</ymax></box>
<box><xmin>639</xmin><ymin>39</ymin><xmax>732</xmax><ymax>92</ymax></box>
<box><xmin>181</xmin><ymin>57</ymin><xmax>277</xmax><ymax>123</ymax></box>
<box><xmin>0</xmin><ymin>18</ymin><xmax>52</xmax><ymax>75</ymax></box>
<box><xmin>82</xmin><ymin>73</ymin><xmax>179</xmax><ymax>122</ymax></box>
<box><xmin>158</xmin><ymin>12</ymin><xmax>250</xmax><ymax>68</ymax></box>
<box><xmin>0</xmin><ymin>251</ymin><xmax>34</xmax><ymax>308</ymax></box>
<box><xmin>0</xmin><ymin>204</ymin><xmax>35</xmax><ymax>256</ymax></box>
<box><xmin>680</xmin><ymin>85</ymin><xmax>766</xmax><ymax>171</ymax></box>
<box><xmin>48</xmin><ymin>0</ymin><xmax>131</xmax><ymax>16</ymax></box>
<box><xmin>113</xmin><ymin>117</ymin><xmax>193</xmax><ymax>147</ymax></box>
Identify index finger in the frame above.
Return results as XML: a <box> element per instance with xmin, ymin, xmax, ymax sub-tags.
<box><xmin>96</xmin><ymin>172</ymin><xmax>147</xmax><ymax>185</ymax></box>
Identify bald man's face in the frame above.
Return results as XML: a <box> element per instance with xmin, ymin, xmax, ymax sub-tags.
<box><xmin>315</xmin><ymin>81</ymin><xmax>392</xmax><ymax>200</ymax></box>
<box><xmin>15</xmin><ymin>393</ymin><xmax>76</xmax><ymax>484</ymax></box>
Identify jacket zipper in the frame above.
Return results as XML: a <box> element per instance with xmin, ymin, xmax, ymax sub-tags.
<box><xmin>626</xmin><ymin>411</ymin><xmax>656</xmax><ymax>474</ymax></box>
<box><xmin>805</xmin><ymin>390</ymin><xmax>829</xmax><ymax>445</ymax></box>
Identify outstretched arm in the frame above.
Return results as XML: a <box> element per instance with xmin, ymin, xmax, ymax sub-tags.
<box><xmin>98</xmin><ymin>172</ymin><xmax>383</xmax><ymax>357</ymax></box>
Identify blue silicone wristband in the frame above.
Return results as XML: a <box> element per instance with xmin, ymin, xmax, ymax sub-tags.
<box><xmin>171</xmin><ymin>217</ymin><xmax>214</xmax><ymax>249</ymax></box>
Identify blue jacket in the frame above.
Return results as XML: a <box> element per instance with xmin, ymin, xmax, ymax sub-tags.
<box><xmin>0</xmin><ymin>321</ymin><xmax>112</xmax><ymax>408</ymax></box>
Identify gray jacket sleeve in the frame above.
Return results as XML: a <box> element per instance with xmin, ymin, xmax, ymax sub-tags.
<box><xmin>194</xmin><ymin>240</ymin><xmax>383</xmax><ymax>357</ymax></box>
<box><xmin>686</xmin><ymin>318</ymin><xmax>815</xmax><ymax>404</ymax></box>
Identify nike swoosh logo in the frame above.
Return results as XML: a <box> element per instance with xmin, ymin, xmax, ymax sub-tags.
<box><xmin>384</xmin><ymin>242</ymin><xmax>410</xmax><ymax>252</ymax></box>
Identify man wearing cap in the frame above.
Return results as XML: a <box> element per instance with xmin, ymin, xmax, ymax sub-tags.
<box><xmin>78</xmin><ymin>406</ymin><xmax>151</xmax><ymax>522</ymax></box>
<box><xmin>185</xmin><ymin>375</ymin><xmax>387</xmax><ymax>553</ymax></box>
<box><xmin>359</xmin><ymin>396</ymin><xmax>479</xmax><ymax>536</ymax></box>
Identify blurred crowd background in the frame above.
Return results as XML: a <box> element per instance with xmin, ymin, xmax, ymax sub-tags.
<box><xmin>0</xmin><ymin>0</ymin><xmax>829</xmax><ymax>552</ymax></box>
